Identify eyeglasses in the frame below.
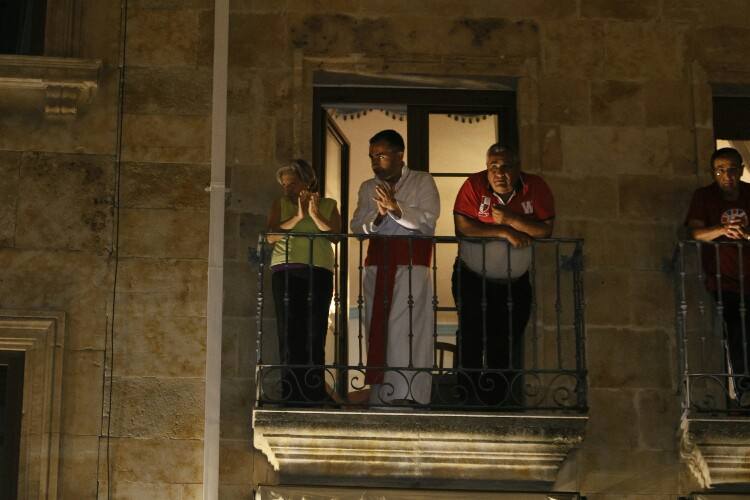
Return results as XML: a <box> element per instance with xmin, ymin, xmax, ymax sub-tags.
<box><xmin>713</xmin><ymin>167</ymin><xmax>741</xmax><ymax>177</ymax></box>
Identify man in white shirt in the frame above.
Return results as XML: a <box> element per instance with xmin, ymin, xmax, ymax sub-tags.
<box><xmin>351</xmin><ymin>129</ymin><xmax>440</xmax><ymax>405</ymax></box>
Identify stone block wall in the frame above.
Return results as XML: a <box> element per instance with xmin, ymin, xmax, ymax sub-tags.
<box><xmin>0</xmin><ymin>0</ymin><xmax>211</xmax><ymax>498</ymax></box>
<box><xmin>224</xmin><ymin>1</ymin><xmax>750</xmax><ymax>499</ymax></box>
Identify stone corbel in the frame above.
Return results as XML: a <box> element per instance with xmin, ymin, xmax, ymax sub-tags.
<box><xmin>0</xmin><ymin>54</ymin><xmax>101</xmax><ymax>117</ymax></box>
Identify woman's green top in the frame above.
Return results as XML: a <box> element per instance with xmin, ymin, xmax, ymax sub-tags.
<box><xmin>270</xmin><ymin>196</ymin><xmax>337</xmax><ymax>271</ymax></box>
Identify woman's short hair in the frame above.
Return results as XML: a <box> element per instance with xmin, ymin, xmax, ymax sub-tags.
<box><xmin>276</xmin><ymin>159</ymin><xmax>318</xmax><ymax>190</ymax></box>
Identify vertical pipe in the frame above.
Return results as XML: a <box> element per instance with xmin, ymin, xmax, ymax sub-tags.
<box><xmin>555</xmin><ymin>242</ymin><xmax>563</xmax><ymax>369</ymax></box>
<box><xmin>407</xmin><ymin>237</ymin><xmax>414</xmax><ymax>369</ymax></box>
<box><xmin>676</xmin><ymin>242</ymin><xmax>690</xmax><ymax>412</ymax></box>
<box><xmin>203</xmin><ymin>0</ymin><xmax>229</xmax><ymax>497</ymax></box>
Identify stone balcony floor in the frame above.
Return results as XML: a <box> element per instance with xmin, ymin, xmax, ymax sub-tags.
<box><xmin>253</xmin><ymin>408</ymin><xmax>588</xmax><ymax>490</ymax></box>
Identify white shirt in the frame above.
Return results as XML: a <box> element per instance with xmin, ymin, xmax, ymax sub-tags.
<box><xmin>351</xmin><ymin>166</ymin><xmax>440</xmax><ymax>236</ymax></box>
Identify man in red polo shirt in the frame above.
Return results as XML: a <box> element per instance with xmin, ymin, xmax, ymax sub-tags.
<box><xmin>686</xmin><ymin>147</ymin><xmax>750</xmax><ymax>407</ymax></box>
<box><xmin>452</xmin><ymin>143</ymin><xmax>554</xmax><ymax>407</ymax></box>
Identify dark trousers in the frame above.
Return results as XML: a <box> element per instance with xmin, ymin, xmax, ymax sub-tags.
<box><xmin>718</xmin><ymin>291</ymin><xmax>750</xmax><ymax>400</ymax></box>
<box><xmin>272</xmin><ymin>267</ymin><xmax>333</xmax><ymax>404</ymax></box>
<box><xmin>452</xmin><ymin>259</ymin><xmax>532</xmax><ymax>407</ymax></box>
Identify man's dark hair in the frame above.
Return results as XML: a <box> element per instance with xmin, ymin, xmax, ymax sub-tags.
<box><xmin>486</xmin><ymin>143</ymin><xmax>518</xmax><ymax>165</ymax></box>
<box><xmin>711</xmin><ymin>147</ymin><xmax>743</xmax><ymax>168</ymax></box>
<box><xmin>369</xmin><ymin>129</ymin><xmax>405</xmax><ymax>152</ymax></box>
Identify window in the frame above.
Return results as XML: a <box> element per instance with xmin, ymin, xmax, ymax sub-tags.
<box><xmin>713</xmin><ymin>94</ymin><xmax>750</xmax><ymax>181</ymax></box>
<box><xmin>0</xmin><ymin>0</ymin><xmax>47</xmax><ymax>55</ymax></box>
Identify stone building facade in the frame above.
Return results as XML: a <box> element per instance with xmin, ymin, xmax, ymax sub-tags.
<box><xmin>2</xmin><ymin>0</ymin><xmax>750</xmax><ymax>499</ymax></box>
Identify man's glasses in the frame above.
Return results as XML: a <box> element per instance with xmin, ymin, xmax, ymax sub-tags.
<box><xmin>713</xmin><ymin>166</ymin><xmax>741</xmax><ymax>177</ymax></box>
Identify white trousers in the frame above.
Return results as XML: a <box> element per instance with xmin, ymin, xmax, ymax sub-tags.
<box><xmin>362</xmin><ymin>265</ymin><xmax>434</xmax><ymax>404</ymax></box>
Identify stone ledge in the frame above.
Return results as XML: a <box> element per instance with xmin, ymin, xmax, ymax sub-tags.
<box><xmin>0</xmin><ymin>54</ymin><xmax>101</xmax><ymax>116</ymax></box>
<box><xmin>680</xmin><ymin>415</ymin><xmax>750</xmax><ymax>489</ymax></box>
<box><xmin>253</xmin><ymin>409</ymin><xmax>587</xmax><ymax>489</ymax></box>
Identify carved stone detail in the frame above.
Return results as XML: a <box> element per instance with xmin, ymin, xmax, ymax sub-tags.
<box><xmin>0</xmin><ymin>55</ymin><xmax>101</xmax><ymax>116</ymax></box>
<box><xmin>253</xmin><ymin>409</ymin><xmax>587</xmax><ymax>488</ymax></box>
<box><xmin>680</xmin><ymin>414</ymin><xmax>750</xmax><ymax>489</ymax></box>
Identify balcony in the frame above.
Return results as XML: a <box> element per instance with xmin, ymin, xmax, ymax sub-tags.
<box><xmin>252</xmin><ymin>233</ymin><xmax>588</xmax><ymax>490</ymax></box>
<box><xmin>675</xmin><ymin>241</ymin><xmax>750</xmax><ymax>491</ymax></box>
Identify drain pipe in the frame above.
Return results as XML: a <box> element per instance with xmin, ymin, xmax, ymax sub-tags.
<box><xmin>203</xmin><ymin>0</ymin><xmax>229</xmax><ymax>498</ymax></box>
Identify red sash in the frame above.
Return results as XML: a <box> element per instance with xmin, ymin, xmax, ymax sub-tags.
<box><xmin>364</xmin><ymin>237</ymin><xmax>432</xmax><ymax>385</ymax></box>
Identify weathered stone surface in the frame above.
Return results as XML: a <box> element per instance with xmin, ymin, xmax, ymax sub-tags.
<box><xmin>577</xmin><ymin>448</ymin><xmax>680</xmax><ymax>493</ymax></box>
<box><xmin>58</xmin><ymin>435</ymin><xmax>99</xmax><ymax>500</ymax></box>
<box><xmin>644</xmin><ymin>81</ymin><xmax>692</xmax><ymax>127</ymax></box>
<box><xmin>254</xmin><ymin>409</ymin><xmax>587</xmax><ymax>485</ymax></box>
<box><xmin>122</xmin><ymin>114</ymin><xmax>211</xmax><ymax>163</ymax></box>
<box><xmin>110</xmin><ymin>481</ymin><xmax>187</xmax><ymax>500</ymax></box>
<box><xmin>113</xmin><ymin>315</ymin><xmax>206</xmax><ymax>377</ymax></box>
<box><xmin>637</xmin><ymin>389</ymin><xmax>680</xmax><ymax>450</ymax></box>
<box><xmin>110</xmin><ymin>437</ymin><xmax>203</xmax><ymax>483</ymax></box>
<box><xmin>667</xmin><ymin>127</ymin><xmax>697</xmax><ymax>176</ymax></box>
<box><xmin>538</xmin><ymin>78</ymin><xmax>590</xmax><ymax>125</ymax></box>
<box><xmin>230</xmin><ymin>164</ymin><xmax>279</xmax><ymax>213</ymax></box>
<box><xmin>115</xmin><ymin>258</ymin><xmax>207</xmax><ymax>317</ymax></box>
<box><xmin>220</xmin><ymin>438</ymin><xmax>257</xmax><ymax>485</ymax></box>
<box><xmin>693</xmin><ymin>27</ymin><xmax>750</xmax><ymax>80</ymax></box>
<box><xmin>0</xmin><ymin>249</ymin><xmax>111</xmax><ymax>310</ymax></box>
<box><xmin>16</xmin><ymin>153</ymin><xmax>114</xmax><ymax>252</ymax></box>
<box><xmin>109</xmin><ymin>377</ymin><xmax>204</xmax><ymax>438</ymax></box>
<box><xmin>542</xmin><ymin>20</ymin><xmax>605</xmax><ymax>78</ymax></box>
<box><xmin>130</xmin><ymin>0</ymin><xmax>212</xmax><ymax>8</ymax></box>
<box><xmin>197</xmin><ymin>9</ymin><xmax>215</xmax><ymax>67</ymax></box>
<box><xmin>230</xmin><ymin>14</ymin><xmax>290</xmax><ymax>68</ymax></box>
<box><xmin>555</xmin><ymin>220</ymin><xmax>677</xmax><ymax>271</ymax></box>
<box><xmin>585</xmin><ymin>271</ymin><xmax>631</xmax><ymax>325</ymax></box>
<box><xmin>587</xmin><ymin>328</ymin><xmax>672</xmax><ymax>389</ymax></box>
<box><xmin>629</xmin><ymin>271</ymin><xmax>675</xmax><ymax>328</ymax></box>
<box><xmin>0</xmin><ymin>152</ymin><xmax>20</xmax><ymax>247</ymax></box>
<box><xmin>581</xmin><ymin>0</ymin><xmax>659</xmax><ymax>19</ymax></box>
<box><xmin>603</xmin><ymin>22</ymin><xmax>687</xmax><ymax>80</ymax></box>
<box><xmin>222</xmin><ymin>316</ymin><xmax>255</xmax><ymax>378</ymax></box>
<box><xmin>586</xmin><ymin>388</ymin><xmax>639</xmax><ymax>448</ymax></box>
<box><xmin>681</xmin><ymin>416</ymin><xmax>750</xmax><ymax>488</ymax></box>
<box><xmin>223</xmin><ymin>260</ymin><xmax>259</xmax><ymax>317</ymax></box>
<box><xmin>120</xmin><ymin>162</ymin><xmax>210</xmax><ymax>210</ymax></box>
<box><xmin>539</xmin><ymin>125</ymin><xmax>562</xmax><ymax>172</ymax></box>
<box><xmin>228</xmin><ymin>114</ymin><xmax>275</xmax><ymax>166</ymax></box>
<box><xmin>591</xmin><ymin>80</ymin><xmax>644</xmax><ymax>126</ymax></box>
<box><xmin>119</xmin><ymin>208</ymin><xmax>209</xmax><ymax>259</ymax></box>
<box><xmin>664</xmin><ymin>0</ymin><xmax>750</xmax><ymax>26</ymax></box>
<box><xmin>618</xmin><ymin>174</ymin><xmax>696</xmax><ymax>222</ymax></box>
<box><xmin>544</xmin><ymin>174</ymin><xmax>618</xmax><ymax>219</ymax></box>
<box><xmin>220</xmin><ymin>377</ymin><xmax>254</xmax><ymax>440</ymax></box>
<box><xmin>61</xmin><ymin>350</ymin><xmax>104</xmax><ymax>436</ymax></box>
<box><xmin>124</xmin><ymin>67</ymin><xmax>213</xmax><ymax>115</ymax></box>
<box><xmin>126</xmin><ymin>9</ymin><xmax>203</xmax><ymax>67</ymax></box>
<box><xmin>560</xmin><ymin>126</ymin><xmax>670</xmax><ymax>176</ymax></box>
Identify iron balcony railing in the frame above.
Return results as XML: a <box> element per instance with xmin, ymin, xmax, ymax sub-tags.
<box><xmin>254</xmin><ymin>232</ymin><xmax>587</xmax><ymax>411</ymax></box>
<box><xmin>676</xmin><ymin>240</ymin><xmax>750</xmax><ymax>415</ymax></box>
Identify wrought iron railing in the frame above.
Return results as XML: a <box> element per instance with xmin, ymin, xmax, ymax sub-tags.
<box><xmin>675</xmin><ymin>240</ymin><xmax>750</xmax><ymax>415</ymax></box>
<box><xmin>254</xmin><ymin>232</ymin><xmax>587</xmax><ymax>411</ymax></box>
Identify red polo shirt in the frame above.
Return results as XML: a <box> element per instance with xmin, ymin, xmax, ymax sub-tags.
<box><xmin>454</xmin><ymin>171</ymin><xmax>555</xmax><ymax>223</ymax></box>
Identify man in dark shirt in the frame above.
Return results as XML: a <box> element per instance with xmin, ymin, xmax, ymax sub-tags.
<box><xmin>686</xmin><ymin>147</ymin><xmax>750</xmax><ymax>407</ymax></box>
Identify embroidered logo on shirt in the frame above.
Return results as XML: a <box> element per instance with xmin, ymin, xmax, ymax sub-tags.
<box><xmin>721</xmin><ymin>208</ymin><xmax>749</xmax><ymax>227</ymax></box>
<box><xmin>521</xmin><ymin>201</ymin><xmax>533</xmax><ymax>214</ymax></box>
<box><xmin>479</xmin><ymin>196</ymin><xmax>491</xmax><ymax>216</ymax></box>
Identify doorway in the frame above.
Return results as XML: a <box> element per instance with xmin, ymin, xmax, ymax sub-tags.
<box><xmin>313</xmin><ymin>84</ymin><xmax>518</xmax><ymax>393</ymax></box>
<box><xmin>0</xmin><ymin>350</ymin><xmax>24</xmax><ymax>499</ymax></box>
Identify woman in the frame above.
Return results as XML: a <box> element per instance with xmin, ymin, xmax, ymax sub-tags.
<box><xmin>267</xmin><ymin>159</ymin><xmax>341</xmax><ymax>405</ymax></box>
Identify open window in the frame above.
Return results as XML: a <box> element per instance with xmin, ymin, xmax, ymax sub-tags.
<box><xmin>713</xmin><ymin>93</ymin><xmax>750</xmax><ymax>180</ymax></box>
